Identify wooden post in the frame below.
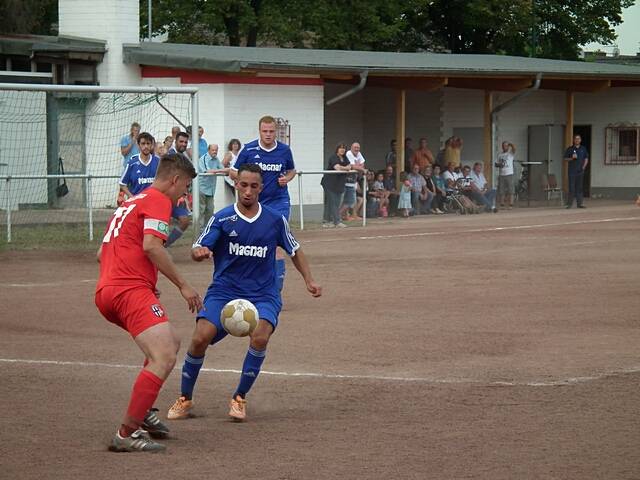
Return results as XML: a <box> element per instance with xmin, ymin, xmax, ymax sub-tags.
<box><xmin>395</xmin><ymin>89</ymin><xmax>406</xmax><ymax>188</ymax></box>
<box><xmin>564</xmin><ymin>91</ymin><xmax>574</xmax><ymax>192</ymax></box>
<box><xmin>484</xmin><ymin>90</ymin><xmax>493</xmax><ymax>186</ymax></box>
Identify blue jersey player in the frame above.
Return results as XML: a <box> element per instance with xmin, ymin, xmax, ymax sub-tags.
<box><xmin>167</xmin><ymin>163</ymin><xmax>321</xmax><ymax>422</ymax></box>
<box><xmin>231</xmin><ymin>116</ymin><xmax>296</xmax><ymax>293</ymax></box>
<box><xmin>119</xmin><ymin>132</ymin><xmax>159</xmax><ymax>199</ymax></box>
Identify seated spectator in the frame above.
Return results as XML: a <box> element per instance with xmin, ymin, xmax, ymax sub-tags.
<box><xmin>408</xmin><ymin>163</ymin><xmax>432</xmax><ymax>215</ymax></box>
<box><xmin>431</xmin><ymin>164</ymin><xmax>447</xmax><ymax>213</ymax></box>
<box><xmin>368</xmin><ymin>171</ymin><xmax>390</xmax><ymax>217</ymax></box>
<box><xmin>469</xmin><ymin>162</ymin><xmax>497</xmax><ymax>213</ymax></box>
<box><xmin>459</xmin><ymin>165</ymin><xmax>489</xmax><ymax>213</ymax></box>
<box><xmin>442</xmin><ymin>162</ymin><xmax>461</xmax><ymax>193</ymax></box>
<box><xmin>422</xmin><ymin>165</ymin><xmax>442</xmax><ymax>214</ymax></box>
<box><xmin>398</xmin><ymin>177</ymin><xmax>412</xmax><ymax>218</ymax></box>
<box><xmin>382</xmin><ymin>164</ymin><xmax>399</xmax><ymax>215</ymax></box>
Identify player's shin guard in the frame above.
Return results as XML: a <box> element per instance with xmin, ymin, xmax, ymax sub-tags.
<box><xmin>234</xmin><ymin>347</ymin><xmax>266</xmax><ymax>398</ymax></box>
<box><xmin>125</xmin><ymin>369</ymin><xmax>163</xmax><ymax>428</ymax></box>
<box><xmin>180</xmin><ymin>352</ymin><xmax>205</xmax><ymax>400</ymax></box>
<box><xmin>164</xmin><ymin>227</ymin><xmax>184</xmax><ymax>247</ymax></box>
<box><xmin>275</xmin><ymin>259</ymin><xmax>286</xmax><ymax>292</ymax></box>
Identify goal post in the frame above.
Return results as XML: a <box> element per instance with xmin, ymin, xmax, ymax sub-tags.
<box><xmin>0</xmin><ymin>83</ymin><xmax>201</xmax><ymax>245</ymax></box>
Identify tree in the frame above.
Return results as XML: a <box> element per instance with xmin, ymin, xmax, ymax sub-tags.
<box><xmin>0</xmin><ymin>0</ymin><xmax>57</xmax><ymax>35</ymax></box>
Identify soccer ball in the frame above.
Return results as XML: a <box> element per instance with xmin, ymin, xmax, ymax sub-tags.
<box><xmin>220</xmin><ymin>299</ymin><xmax>259</xmax><ymax>337</ymax></box>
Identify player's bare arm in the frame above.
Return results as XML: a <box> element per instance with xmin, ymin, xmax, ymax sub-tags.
<box><xmin>96</xmin><ymin>244</ymin><xmax>103</xmax><ymax>263</ymax></box>
<box><xmin>291</xmin><ymin>248</ymin><xmax>322</xmax><ymax>297</ymax></box>
<box><xmin>191</xmin><ymin>246</ymin><xmax>213</xmax><ymax>262</ymax></box>
<box><xmin>278</xmin><ymin>169</ymin><xmax>297</xmax><ymax>187</ymax></box>
<box><xmin>143</xmin><ymin>234</ymin><xmax>203</xmax><ymax>312</ymax></box>
<box><xmin>119</xmin><ymin>184</ymin><xmax>133</xmax><ymax>198</ymax></box>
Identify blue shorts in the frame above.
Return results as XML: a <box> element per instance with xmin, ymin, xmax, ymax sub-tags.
<box><xmin>172</xmin><ymin>205</ymin><xmax>191</xmax><ymax>219</ymax></box>
<box><xmin>197</xmin><ymin>297</ymin><xmax>281</xmax><ymax>344</ymax></box>
<box><xmin>263</xmin><ymin>201</ymin><xmax>290</xmax><ymax>221</ymax></box>
<box><xmin>342</xmin><ymin>186</ymin><xmax>356</xmax><ymax>208</ymax></box>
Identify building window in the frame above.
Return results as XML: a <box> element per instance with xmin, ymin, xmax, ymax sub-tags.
<box><xmin>605</xmin><ymin>125</ymin><xmax>640</xmax><ymax>165</ymax></box>
<box><xmin>274</xmin><ymin>117</ymin><xmax>291</xmax><ymax>145</ymax></box>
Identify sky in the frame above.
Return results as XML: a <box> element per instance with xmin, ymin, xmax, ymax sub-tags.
<box><xmin>583</xmin><ymin>2</ymin><xmax>640</xmax><ymax>55</ymax></box>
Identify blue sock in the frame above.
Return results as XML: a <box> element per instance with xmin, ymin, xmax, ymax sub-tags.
<box><xmin>180</xmin><ymin>352</ymin><xmax>204</xmax><ymax>400</ymax></box>
<box><xmin>165</xmin><ymin>227</ymin><xmax>184</xmax><ymax>247</ymax></box>
<box><xmin>234</xmin><ymin>347</ymin><xmax>266</xmax><ymax>398</ymax></box>
<box><xmin>275</xmin><ymin>259</ymin><xmax>286</xmax><ymax>292</ymax></box>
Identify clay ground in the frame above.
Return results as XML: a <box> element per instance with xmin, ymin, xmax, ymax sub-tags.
<box><xmin>1</xmin><ymin>202</ymin><xmax>640</xmax><ymax>479</ymax></box>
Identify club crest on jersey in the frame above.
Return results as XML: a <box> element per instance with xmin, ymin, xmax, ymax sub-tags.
<box><xmin>151</xmin><ymin>304</ymin><xmax>165</xmax><ymax>317</ymax></box>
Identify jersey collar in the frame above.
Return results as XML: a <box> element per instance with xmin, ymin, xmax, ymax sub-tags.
<box><xmin>234</xmin><ymin>202</ymin><xmax>262</xmax><ymax>223</ymax></box>
<box><xmin>258</xmin><ymin>140</ymin><xmax>278</xmax><ymax>152</ymax></box>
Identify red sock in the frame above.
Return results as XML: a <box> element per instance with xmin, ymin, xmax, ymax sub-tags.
<box><xmin>123</xmin><ymin>369</ymin><xmax>163</xmax><ymax>431</ymax></box>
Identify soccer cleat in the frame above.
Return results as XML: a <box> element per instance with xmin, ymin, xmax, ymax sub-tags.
<box><xmin>167</xmin><ymin>396</ymin><xmax>193</xmax><ymax>420</ymax></box>
<box><xmin>228</xmin><ymin>395</ymin><xmax>247</xmax><ymax>422</ymax></box>
<box><xmin>142</xmin><ymin>408</ymin><xmax>170</xmax><ymax>438</ymax></box>
<box><xmin>109</xmin><ymin>429</ymin><xmax>166</xmax><ymax>453</ymax></box>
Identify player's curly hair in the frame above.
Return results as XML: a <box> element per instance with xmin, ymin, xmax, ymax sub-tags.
<box><xmin>158</xmin><ymin>152</ymin><xmax>197</xmax><ymax>179</ymax></box>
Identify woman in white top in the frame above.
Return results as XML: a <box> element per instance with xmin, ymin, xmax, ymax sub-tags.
<box><xmin>496</xmin><ymin>142</ymin><xmax>516</xmax><ymax>209</ymax></box>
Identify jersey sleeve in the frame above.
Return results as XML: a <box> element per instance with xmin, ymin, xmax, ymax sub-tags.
<box><xmin>141</xmin><ymin>194</ymin><xmax>172</xmax><ymax>241</ymax></box>
<box><xmin>284</xmin><ymin>147</ymin><xmax>295</xmax><ymax>171</ymax></box>
<box><xmin>193</xmin><ymin>215</ymin><xmax>221</xmax><ymax>250</ymax></box>
<box><xmin>231</xmin><ymin>146</ymin><xmax>248</xmax><ymax>171</ymax></box>
<box><xmin>277</xmin><ymin>215</ymin><xmax>300</xmax><ymax>257</ymax></box>
<box><xmin>119</xmin><ymin>162</ymin><xmax>132</xmax><ymax>186</ymax></box>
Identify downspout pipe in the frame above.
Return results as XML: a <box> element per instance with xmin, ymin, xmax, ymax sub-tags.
<box><xmin>490</xmin><ymin>73</ymin><xmax>542</xmax><ymax>182</ymax></box>
<box><xmin>325</xmin><ymin>71</ymin><xmax>368</xmax><ymax>106</ymax></box>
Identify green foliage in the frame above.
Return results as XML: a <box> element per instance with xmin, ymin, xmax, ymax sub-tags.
<box><xmin>0</xmin><ymin>0</ymin><xmax>57</xmax><ymax>35</ymax></box>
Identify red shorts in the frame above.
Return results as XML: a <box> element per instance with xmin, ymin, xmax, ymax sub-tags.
<box><xmin>95</xmin><ymin>286</ymin><xmax>169</xmax><ymax>338</ymax></box>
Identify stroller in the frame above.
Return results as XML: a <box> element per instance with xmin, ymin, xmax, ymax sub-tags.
<box><xmin>444</xmin><ymin>177</ymin><xmax>482</xmax><ymax>214</ymax></box>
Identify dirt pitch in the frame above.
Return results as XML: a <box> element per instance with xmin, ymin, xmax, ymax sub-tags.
<box><xmin>1</xmin><ymin>202</ymin><xmax>640</xmax><ymax>480</ymax></box>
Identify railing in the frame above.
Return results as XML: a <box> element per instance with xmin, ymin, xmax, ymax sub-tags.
<box><xmin>0</xmin><ymin>170</ymin><xmax>367</xmax><ymax>242</ymax></box>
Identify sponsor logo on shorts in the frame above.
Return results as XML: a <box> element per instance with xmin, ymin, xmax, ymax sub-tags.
<box><xmin>151</xmin><ymin>304</ymin><xmax>165</xmax><ymax>317</ymax></box>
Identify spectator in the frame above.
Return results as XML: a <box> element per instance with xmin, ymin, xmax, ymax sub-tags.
<box><xmin>163</xmin><ymin>135</ymin><xmax>174</xmax><ymax>152</ymax></box>
<box><xmin>398</xmin><ymin>177</ymin><xmax>412</xmax><ymax>218</ymax></box>
<box><xmin>156</xmin><ymin>144</ymin><xmax>168</xmax><ymax>157</ymax></box>
<box><xmin>404</xmin><ymin>137</ymin><xmax>414</xmax><ymax>173</ymax></box>
<box><xmin>469</xmin><ymin>162</ymin><xmax>498</xmax><ymax>212</ymax></box>
<box><xmin>320</xmin><ymin>143</ymin><xmax>351</xmax><ymax>228</ymax></box>
<box><xmin>188</xmin><ymin>125</ymin><xmax>208</xmax><ymax>160</ymax></box>
<box><xmin>441</xmin><ymin>136</ymin><xmax>463</xmax><ymax>169</ymax></box>
<box><xmin>223</xmin><ymin>138</ymin><xmax>243</xmax><ymax>192</ymax></box>
<box><xmin>411</xmin><ymin>138</ymin><xmax>434</xmax><ymax>170</ymax></box>
<box><xmin>496</xmin><ymin>141</ymin><xmax>516</xmax><ymax>209</ymax></box>
<box><xmin>120</xmin><ymin>122</ymin><xmax>140</xmax><ymax>169</ymax></box>
<box><xmin>431</xmin><ymin>164</ymin><xmax>447</xmax><ymax>214</ymax></box>
<box><xmin>197</xmin><ymin>144</ymin><xmax>228</xmax><ymax>229</ymax></box>
<box><xmin>340</xmin><ymin>142</ymin><xmax>366</xmax><ymax>221</ymax></box>
<box><xmin>422</xmin><ymin>165</ymin><xmax>442</xmax><ymax>214</ymax></box>
<box><xmin>385</xmin><ymin>139</ymin><xmax>397</xmax><ymax>167</ymax></box>
<box><xmin>370</xmin><ymin>171</ymin><xmax>390</xmax><ymax>217</ymax></box>
<box><xmin>563</xmin><ymin>134</ymin><xmax>589</xmax><ymax>209</ymax></box>
<box><xmin>171</xmin><ymin>126</ymin><xmax>180</xmax><ymax>140</ymax></box>
<box><xmin>169</xmin><ymin>131</ymin><xmax>190</xmax><ymax>157</ymax></box>
<box><xmin>408</xmin><ymin>163</ymin><xmax>429</xmax><ymax>215</ymax></box>
<box><xmin>382</xmin><ymin>164</ymin><xmax>399</xmax><ymax>215</ymax></box>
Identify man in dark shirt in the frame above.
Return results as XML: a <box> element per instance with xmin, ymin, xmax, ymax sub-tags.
<box><xmin>563</xmin><ymin>135</ymin><xmax>589</xmax><ymax>209</ymax></box>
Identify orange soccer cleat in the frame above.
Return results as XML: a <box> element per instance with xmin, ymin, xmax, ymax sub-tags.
<box><xmin>228</xmin><ymin>395</ymin><xmax>247</xmax><ymax>422</ymax></box>
<box><xmin>167</xmin><ymin>396</ymin><xmax>193</xmax><ymax>420</ymax></box>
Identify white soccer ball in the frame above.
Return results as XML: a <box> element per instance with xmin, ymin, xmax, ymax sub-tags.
<box><xmin>220</xmin><ymin>299</ymin><xmax>259</xmax><ymax>337</ymax></box>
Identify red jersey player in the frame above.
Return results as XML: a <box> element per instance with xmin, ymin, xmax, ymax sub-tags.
<box><xmin>95</xmin><ymin>153</ymin><xmax>202</xmax><ymax>452</ymax></box>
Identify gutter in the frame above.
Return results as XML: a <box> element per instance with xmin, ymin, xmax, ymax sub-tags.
<box><xmin>325</xmin><ymin>70</ymin><xmax>368</xmax><ymax>106</ymax></box>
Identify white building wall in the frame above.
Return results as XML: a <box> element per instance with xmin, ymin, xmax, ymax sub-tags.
<box><xmin>59</xmin><ymin>0</ymin><xmax>141</xmax><ymax>86</ymax></box>
<box><xmin>575</xmin><ymin>88</ymin><xmax>640</xmax><ymax>189</ymax></box>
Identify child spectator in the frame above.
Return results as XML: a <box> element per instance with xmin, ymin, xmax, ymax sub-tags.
<box><xmin>398</xmin><ymin>178</ymin><xmax>412</xmax><ymax>217</ymax></box>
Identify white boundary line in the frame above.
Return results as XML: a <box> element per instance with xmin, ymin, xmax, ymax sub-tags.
<box><xmin>1</xmin><ymin>357</ymin><xmax>639</xmax><ymax>387</ymax></box>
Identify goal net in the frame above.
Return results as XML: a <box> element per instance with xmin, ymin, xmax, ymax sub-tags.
<box><xmin>0</xmin><ymin>87</ymin><xmax>193</xmax><ymax>246</ymax></box>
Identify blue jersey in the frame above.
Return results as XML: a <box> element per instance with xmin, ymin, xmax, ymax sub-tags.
<box><xmin>194</xmin><ymin>203</ymin><xmax>300</xmax><ymax>302</ymax></box>
<box><xmin>119</xmin><ymin>154</ymin><xmax>160</xmax><ymax>196</ymax></box>
<box><xmin>233</xmin><ymin>139</ymin><xmax>295</xmax><ymax>207</ymax></box>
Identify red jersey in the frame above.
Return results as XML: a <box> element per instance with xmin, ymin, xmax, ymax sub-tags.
<box><xmin>96</xmin><ymin>187</ymin><xmax>172</xmax><ymax>292</ymax></box>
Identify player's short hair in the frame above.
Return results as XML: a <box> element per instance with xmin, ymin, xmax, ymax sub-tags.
<box><xmin>137</xmin><ymin>132</ymin><xmax>154</xmax><ymax>145</ymax></box>
<box><xmin>176</xmin><ymin>131</ymin><xmax>189</xmax><ymax>141</ymax></box>
<box><xmin>157</xmin><ymin>153</ymin><xmax>197</xmax><ymax>179</ymax></box>
<box><xmin>237</xmin><ymin>163</ymin><xmax>263</xmax><ymax>180</ymax></box>
<box><xmin>258</xmin><ymin>115</ymin><xmax>276</xmax><ymax>128</ymax></box>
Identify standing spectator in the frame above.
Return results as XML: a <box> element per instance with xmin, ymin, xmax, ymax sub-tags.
<box><xmin>408</xmin><ymin>163</ymin><xmax>428</xmax><ymax>215</ymax></box>
<box><xmin>188</xmin><ymin>126</ymin><xmax>208</xmax><ymax>160</ymax></box>
<box><xmin>340</xmin><ymin>142</ymin><xmax>366</xmax><ymax>221</ymax></box>
<box><xmin>197</xmin><ymin>144</ymin><xmax>228</xmax><ymax>229</ymax></box>
<box><xmin>469</xmin><ymin>162</ymin><xmax>498</xmax><ymax>212</ymax></box>
<box><xmin>404</xmin><ymin>137</ymin><xmax>414</xmax><ymax>173</ymax></box>
<box><xmin>564</xmin><ymin>134</ymin><xmax>589</xmax><ymax>209</ymax></box>
<box><xmin>398</xmin><ymin>178</ymin><xmax>412</xmax><ymax>218</ymax></box>
<box><xmin>411</xmin><ymin>138</ymin><xmax>434</xmax><ymax>170</ymax></box>
<box><xmin>385</xmin><ymin>139</ymin><xmax>397</xmax><ymax>167</ymax></box>
<box><xmin>496</xmin><ymin>141</ymin><xmax>516</xmax><ymax>209</ymax></box>
<box><xmin>223</xmin><ymin>138</ymin><xmax>242</xmax><ymax>190</ymax></box>
<box><xmin>171</xmin><ymin>126</ymin><xmax>180</xmax><ymax>140</ymax></box>
<box><xmin>443</xmin><ymin>136</ymin><xmax>463</xmax><ymax>169</ymax></box>
<box><xmin>120</xmin><ymin>122</ymin><xmax>141</xmax><ymax>170</ymax></box>
<box><xmin>163</xmin><ymin>135</ymin><xmax>174</xmax><ymax>153</ymax></box>
<box><xmin>321</xmin><ymin>143</ymin><xmax>351</xmax><ymax>228</ymax></box>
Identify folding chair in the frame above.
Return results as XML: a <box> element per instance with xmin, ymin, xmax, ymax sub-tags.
<box><xmin>542</xmin><ymin>173</ymin><xmax>563</xmax><ymax>204</ymax></box>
